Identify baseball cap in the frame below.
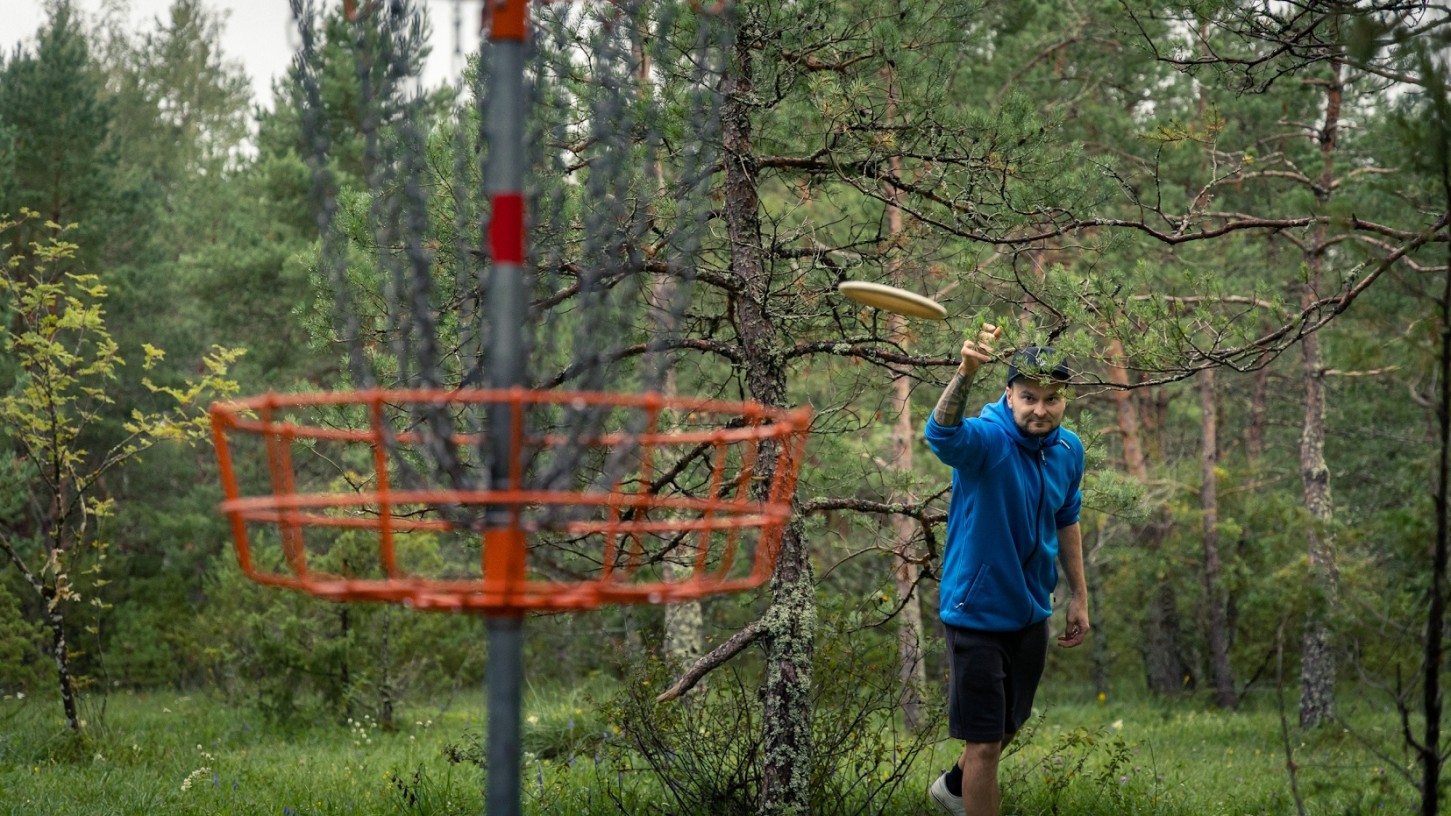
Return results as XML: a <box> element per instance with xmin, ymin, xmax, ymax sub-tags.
<box><xmin>1006</xmin><ymin>346</ymin><xmax>1071</xmax><ymax>386</ymax></box>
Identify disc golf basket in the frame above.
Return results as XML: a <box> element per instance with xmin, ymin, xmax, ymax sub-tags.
<box><xmin>210</xmin><ymin>388</ymin><xmax>810</xmax><ymax>611</ymax></box>
<box><xmin>212</xmin><ymin>2</ymin><xmax>807</xmax><ymax>815</ymax></box>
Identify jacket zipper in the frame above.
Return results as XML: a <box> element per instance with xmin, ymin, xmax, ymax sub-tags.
<box><xmin>1022</xmin><ymin>447</ymin><xmax>1045</xmax><ymax>568</ymax></box>
<box><xmin>1023</xmin><ymin>447</ymin><xmax>1047</xmax><ymax>625</ymax></box>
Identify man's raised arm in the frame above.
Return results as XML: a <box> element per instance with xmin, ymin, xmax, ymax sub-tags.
<box><xmin>932</xmin><ymin>324</ymin><xmax>1001</xmax><ymax>426</ymax></box>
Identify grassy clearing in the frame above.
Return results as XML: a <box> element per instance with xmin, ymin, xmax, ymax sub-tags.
<box><xmin>987</xmin><ymin>687</ymin><xmax>1415</xmax><ymax>815</ymax></box>
<box><xmin>0</xmin><ymin>684</ymin><xmax>1419</xmax><ymax>815</ymax></box>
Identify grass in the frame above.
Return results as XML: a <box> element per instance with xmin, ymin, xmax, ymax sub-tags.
<box><xmin>987</xmin><ymin>687</ymin><xmax>1415</xmax><ymax>815</ymax></box>
<box><xmin>0</xmin><ymin>683</ymin><xmax>1422</xmax><ymax>815</ymax></box>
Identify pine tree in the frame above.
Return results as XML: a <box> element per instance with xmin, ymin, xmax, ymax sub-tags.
<box><xmin>0</xmin><ymin>1</ymin><xmax>144</xmax><ymax>270</ymax></box>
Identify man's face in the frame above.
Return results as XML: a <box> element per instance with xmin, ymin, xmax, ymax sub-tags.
<box><xmin>1005</xmin><ymin>378</ymin><xmax>1068</xmax><ymax>437</ymax></box>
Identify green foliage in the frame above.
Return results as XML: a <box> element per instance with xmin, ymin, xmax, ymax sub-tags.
<box><xmin>1005</xmin><ymin>720</ymin><xmax>1139</xmax><ymax>813</ymax></box>
<box><xmin>0</xmin><ymin>8</ymin><xmax>1446</xmax><ymax>812</ymax></box>
<box><xmin>0</xmin><ymin>212</ymin><xmax>242</xmax><ymax>728</ymax></box>
<box><xmin>0</xmin><ymin>213</ymin><xmax>243</xmax><ymax>473</ymax></box>
<box><xmin>0</xmin><ymin>2</ymin><xmax>148</xmax><ymax>270</ymax></box>
<box><xmin>605</xmin><ymin>661</ymin><xmax>762</xmax><ymax>815</ymax></box>
<box><xmin>91</xmin><ymin>0</ymin><xmax>262</xmax><ymax>396</ymax></box>
<box><xmin>604</xmin><ymin>596</ymin><xmax>939</xmax><ymax>816</ymax></box>
<box><xmin>98</xmin><ymin>0</ymin><xmax>252</xmax><ymax>193</ymax></box>
<box><xmin>0</xmin><ymin>577</ymin><xmax>46</xmax><ymax>692</ymax></box>
<box><xmin>197</xmin><ymin>534</ymin><xmax>487</xmax><ymax>727</ymax></box>
<box><xmin>0</xmin><ymin>686</ymin><xmax>1421</xmax><ymax>814</ymax></box>
<box><xmin>104</xmin><ymin>592</ymin><xmax>206</xmax><ymax>689</ymax></box>
<box><xmin>93</xmin><ymin>480</ymin><xmax>232</xmax><ymax>690</ymax></box>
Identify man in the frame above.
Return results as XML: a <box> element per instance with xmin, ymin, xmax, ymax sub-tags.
<box><xmin>923</xmin><ymin>326</ymin><xmax>1090</xmax><ymax>816</ymax></box>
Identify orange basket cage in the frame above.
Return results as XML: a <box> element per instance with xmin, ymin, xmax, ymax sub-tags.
<box><xmin>209</xmin><ymin>388</ymin><xmax>811</xmax><ymax>613</ymax></box>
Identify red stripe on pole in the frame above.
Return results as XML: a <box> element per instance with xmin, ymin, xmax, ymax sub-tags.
<box><xmin>490</xmin><ymin>193</ymin><xmax>526</xmax><ymax>264</ymax></box>
<box><xmin>488</xmin><ymin>0</ymin><xmax>527</xmax><ymax>41</ymax></box>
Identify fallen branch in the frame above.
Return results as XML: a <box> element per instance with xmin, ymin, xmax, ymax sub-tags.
<box><xmin>656</xmin><ymin>619</ymin><xmax>764</xmax><ymax>703</ymax></box>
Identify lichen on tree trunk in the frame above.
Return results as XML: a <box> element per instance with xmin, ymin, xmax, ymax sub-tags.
<box><xmin>718</xmin><ymin>16</ymin><xmax>815</xmax><ymax>814</ymax></box>
<box><xmin>1298</xmin><ymin>54</ymin><xmax>1343</xmax><ymax>729</ymax></box>
<box><xmin>1298</xmin><ymin>332</ymin><xmax>1338</xmax><ymax>727</ymax></box>
<box><xmin>663</xmin><ymin>561</ymin><xmax>704</xmax><ymax>669</ymax></box>
<box><xmin>759</xmin><ymin>523</ymin><xmax>817</xmax><ymax>816</ymax></box>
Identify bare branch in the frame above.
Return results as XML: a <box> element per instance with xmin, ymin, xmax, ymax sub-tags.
<box><xmin>799</xmin><ymin>495</ymin><xmax>948</xmax><ymax>526</ymax></box>
<box><xmin>1127</xmin><ymin>294</ymin><xmax>1283</xmax><ymax>311</ymax></box>
<box><xmin>0</xmin><ymin>534</ymin><xmax>43</xmax><ymax>598</ymax></box>
<box><xmin>538</xmin><ymin>338</ymin><xmax>743</xmax><ymax>389</ymax></box>
<box><xmin>786</xmin><ymin>339</ymin><xmax>955</xmax><ymax>370</ymax></box>
<box><xmin>1324</xmin><ymin>366</ymin><xmax>1400</xmax><ymax>378</ymax></box>
<box><xmin>656</xmin><ymin>619</ymin><xmax>764</xmax><ymax>702</ymax></box>
<box><xmin>780</xmin><ymin>49</ymin><xmax>879</xmax><ymax>73</ymax></box>
<box><xmin>1083</xmin><ymin>211</ymin><xmax>1450</xmax><ymax>389</ymax></box>
<box><xmin>1352</xmin><ymin>234</ymin><xmax>1450</xmax><ymax>272</ymax></box>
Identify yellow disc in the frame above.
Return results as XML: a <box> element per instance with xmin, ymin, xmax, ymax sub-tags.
<box><xmin>837</xmin><ymin>281</ymin><xmax>947</xmax><ymax>320</ymax></box>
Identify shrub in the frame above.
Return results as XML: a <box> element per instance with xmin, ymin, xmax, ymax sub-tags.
<box><xmin>602</xmin><ymin>599</ymin><xmax>939</xmax><ymax>816</ymax></box>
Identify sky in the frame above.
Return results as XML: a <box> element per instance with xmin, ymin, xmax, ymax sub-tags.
<box><xmin>10</xmin><ymin>0</ymin><xmax>485</xmax><ymax>108</ymax></box>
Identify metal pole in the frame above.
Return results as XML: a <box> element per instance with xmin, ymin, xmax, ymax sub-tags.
<box><xmin>484</xmin><ymin>615</ymin><xmax>523</xmax><ymax>816</ymax></box>
<box><xmin>484</xmin><ymin>1</ymin><xmax>528</xmax><ymax>815</ymax></box>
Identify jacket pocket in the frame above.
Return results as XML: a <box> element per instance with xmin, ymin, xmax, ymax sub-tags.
<box><xmin>953</xmin><ymin>563</ymin><xmax>988</xmax><ymax>611</ymax></box>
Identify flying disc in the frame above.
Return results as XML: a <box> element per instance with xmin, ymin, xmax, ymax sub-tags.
<box><xmin>837</xmin><ymin>281</ymin><xmax>948</xmax><ymax>321</ymax></box>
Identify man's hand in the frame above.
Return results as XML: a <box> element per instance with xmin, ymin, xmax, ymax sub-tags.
<box><xmin>1056</xmin><ymin>597</ymin><xmax>1090</xmax><ymax>648</ymax></box>
<box><xmin>959</xmin><ymin>324</ymin><xmax>1000</xmax><ymax>377</ymax></box>
<box><xmin>934</xmin><ymin>323</ymin><xmax>1002</xmax><ymax>426</ymax></box>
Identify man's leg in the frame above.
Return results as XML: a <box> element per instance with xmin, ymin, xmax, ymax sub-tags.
<box><xmin>938</xmin><ymin>623</ymin><xmax>1046</xmax><ymax>816</ymax></box>
<box><xmin>957</xmin><ymin>739</ymin><xmax>1003</xmax><ymax>816</ymax></box>
<box><xmin>934</xmin><ymin>626</ymin><xmax>1008</xmax><ymax>816</ymax></box>
<box><xmin>959</xmin><ymin>620</ymin><xmax>1047</xmax><ymax>814</ymax></box>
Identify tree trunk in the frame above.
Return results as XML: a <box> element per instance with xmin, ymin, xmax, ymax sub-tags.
<box><xmin>45</xmin><ymin>588</ymin><xmax>81</xmax><ymax>731</ymax></box>
<box><xmin>1298</xmin><ymin>55</ymin><xmax>1343</xmax><ymax>729</ymax></box>
<box><xmin>1088</xmin><ymin>515</ymin><xmax>1111</xmax><ymax>698</ymax></box>
<box><xmin>1297</xmin><ymin>324</ymin><xmax>1338</xmax><ymax>726</ymax></box>
<box><xmin>339</xmin><ymin>605</ymin><xmax>352</xmax><ymax>714</ymax></box>
<box><xmin>1199</xmin><ymin>368</ymin><xmax>1235</xmax><ymax>708</ymax></box>
<box><xmin>379</xmin><ymin>607</ymin><xmax>395</xmax><ymax>730</ymax></box>
<box><xmin>622</xmin><ymin>606</ymin><xmax>643</xmax><ymax>656</ymax></box>
<box><xmin>892</xmin><ymin>548</ymin><xmax>926</xmax><ymax>731</ymax></box>
<box><xmin>1107</xmin><ymin>343</ymin><xmax>1147</xmax><ymax>480</ymax></box>
<box><xmin>1107</xmin><ymin>339</ymin><xmax>1189</xmax><ymax>695</ymax></box>
<box><xmin>759</xmin><ymin>521</ymin><xmax>816</xmax><ymax>816</ymax></box>
<box><xmin>889</xmin><ymin>388</ymin><xmax>926</xmax><ymax>731</ymax></box>
<box><xmin>664</xmin><ymin>573</ymin><xmax>705</xmax><ymax>667</ymax></box>
<box><xmin>1143</xmin><ymin>578</ymin><xmax>1192</xmax><ymax>694</ymax></box>
<box><xmin>1</xmin><ymin>537</ymin><xmax>80</xmax><ymax>731</ymax></box>
<box><xmin>721</xmin><ymin>24</ymin><xmax>814</xmax><ymax>815</ymax></box>
<box><xmin>658</xmin><ymin>321</ymin><xmax>703</xmax><ymax>667</ymax></box>
<box><xmin>1418</xmin><ymin>141</ymin><xmax>1451</xmax><ymax>816</ymax></box>
<box><xmin>1247</xmin><ymin>357</ymin><xmax>1269</xmax><ymax>468</ymax></box>
<box><xmin>638</xmin><ymin>10</ymin><xmax>706</xmax><ymax>672</ymax></box>
<box><xmin>882</xmin><ymin>63</ymin><xmax>927</xmax><ymax>733</ymax></box>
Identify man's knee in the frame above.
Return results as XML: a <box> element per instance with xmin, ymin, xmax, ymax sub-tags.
<box><xmin>960</xmin><ymin>739</ymin><xmax>1003</xmax><ymax>766</ymax></box>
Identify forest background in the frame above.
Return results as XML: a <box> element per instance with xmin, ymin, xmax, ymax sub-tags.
<box><xmin>2</xmin><ymin>1</ymin><xmax>1451</xmax><ymax>814</ymax></box>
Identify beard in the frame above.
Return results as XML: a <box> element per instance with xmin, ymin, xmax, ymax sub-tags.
<box><xmin>1016</xmin><ymin>417</ymin><xmax>1059</xmax><ymax>437</ymax></box>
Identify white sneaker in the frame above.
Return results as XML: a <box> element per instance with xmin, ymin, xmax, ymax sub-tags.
<box><xmin>929</xmin><ymin>771</ymin><xmax>967</xmax><ymax>816</ymax></box>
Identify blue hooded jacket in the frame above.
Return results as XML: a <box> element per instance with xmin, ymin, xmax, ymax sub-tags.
<box><xmin>924</xmin><ymin>395</ymin><xmax>1084</xmax><ymax>632</ymax></box>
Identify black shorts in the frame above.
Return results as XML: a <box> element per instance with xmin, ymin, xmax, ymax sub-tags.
<box><xmin>946</xmin><ymin>619</ymin><xmax>1049</xmax><ymax>743</ymax></box>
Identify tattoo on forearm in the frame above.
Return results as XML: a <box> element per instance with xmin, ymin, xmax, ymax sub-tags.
<box><xmin>933</xmin><ymin>371</ymin><xmax>975</xmax><ymax>426</ymax></box>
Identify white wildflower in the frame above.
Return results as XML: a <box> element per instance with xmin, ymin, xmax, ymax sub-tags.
<box><xmin>180</xmin><ymin>767</ymin><xmax>211</xmax><ymax>792</ymax></box>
